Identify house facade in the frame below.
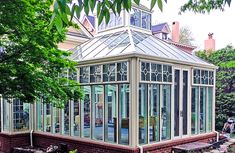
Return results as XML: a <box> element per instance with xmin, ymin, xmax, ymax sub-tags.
<box><xmin>0</xmin><ymin>4</ymin><xmax>217</xmax><ymax>153</ymax></box>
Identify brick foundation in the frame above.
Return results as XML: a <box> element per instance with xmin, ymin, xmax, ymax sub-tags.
<box><xmin>0</xmin><ymin>133</ymin><xmax>30</xmax><ymax>153</ymax></box>
<box><xmin>0</xmin><ymin>132</ymin><xmax>216</xmax><ymax>153</ymax></box>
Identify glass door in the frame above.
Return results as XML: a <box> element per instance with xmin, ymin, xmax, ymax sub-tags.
<box><xmin>174</xmin><ymin>68</ymin><xmax>189</xmax><ymax>138</ymax></box>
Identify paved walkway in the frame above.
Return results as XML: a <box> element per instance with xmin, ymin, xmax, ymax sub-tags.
<box><xmin>207</xmin><ymin>138</ymin><xmax>235</xmax><ymax>153</ymax></box>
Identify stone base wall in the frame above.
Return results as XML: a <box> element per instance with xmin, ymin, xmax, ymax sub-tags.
<box><xmin>0</xmin><ymin>132</ymin><xmax>216</xmax><ymax>153</ymax></box>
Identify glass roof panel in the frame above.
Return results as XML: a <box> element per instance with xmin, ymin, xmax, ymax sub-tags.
<box><xmin>71</xmin><ymin>29</ymin><xmax>214</xmax><ymax>67</ymax></box>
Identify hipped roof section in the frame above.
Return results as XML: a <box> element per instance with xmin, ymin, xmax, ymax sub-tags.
<box><xmin>70</xmin><ymin>30</ymin><xmax>215</xmax><ymax>68</ymax></box>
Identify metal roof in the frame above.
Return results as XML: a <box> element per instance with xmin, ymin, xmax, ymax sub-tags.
<box><xmin>70</xmin><ymin>30</ymin><xmax>214</xmax><ymax>67</ymax></box>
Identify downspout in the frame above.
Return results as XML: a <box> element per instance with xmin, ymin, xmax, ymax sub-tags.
<box><xmin>138</xmin><ymin>145</ymin><xmax>143</xmax><ymax>153</ymax></box>
<box><xmin>215</xmin><ymin>131</ymin><xmax>219</xmax><ymax>142</ymax></box>
<box><xmin>30</xmin><ymin>130</ymin><xmax>34</xmax><ymax>147</ymax></box>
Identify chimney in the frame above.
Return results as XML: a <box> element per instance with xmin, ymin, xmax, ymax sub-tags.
<box><xmin>204</xmin><ymin>33</ymin><xmax>215</xmax><ymax>51</ymax></box>
<box><xmin>172</xmin><ymin>21</ymin><xmax>180</xmax><ymax>42</ymax></box>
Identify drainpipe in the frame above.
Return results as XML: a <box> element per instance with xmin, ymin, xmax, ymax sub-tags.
<box><xmin>138</xmin><ymin>145</ymin><xmax>143</xmax><ymax>153</ymax></box>
<box><xmin>215</xmin><ymin>131</ymin><xmax>219</xmax><ymax>142</ymax></box>
<box><xmin>30</xmin><ymin>130</ymin><xmax>34</xmax><ymax>147</ymax></box>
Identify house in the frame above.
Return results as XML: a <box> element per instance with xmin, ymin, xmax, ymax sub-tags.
<box><xmin>58</xmin><ymin>17</ymin><xmax>93</xmax><ymax>51</ymax></box>
<box><xmin>0</xmin><ymin>4</ymin><xmax>217</xmax><ymax>153</ymax></box>
<box><xmin>152</xmin><ymin>21</ymin><xmax>196</xmax><ymax>54</ymax></box>
<box><xmin>81</xmin><ymin>15</ymin><xmax>96</xmax><ymax>35</ymax></box>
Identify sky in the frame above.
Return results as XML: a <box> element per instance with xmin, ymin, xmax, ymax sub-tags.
<box><xmin>148</xmin><ymin>0</ymin><xmax>235</xmax><ymax>50</ymax></box>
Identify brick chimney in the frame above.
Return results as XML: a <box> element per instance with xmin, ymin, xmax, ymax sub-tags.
<box><xmin>204</xmin><ymin>33</ymin><xmax>215</xmax><ymax>51</ymax></box>
<box><xmin>172</xmin><ymin>21</ymin><xmax>180</xmax><ymax>42</ymax></box>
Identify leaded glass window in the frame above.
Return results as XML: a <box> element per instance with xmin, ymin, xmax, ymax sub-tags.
<box><xmin>117</xmin><ymin>62</ymin><xmax>127</xmax><ymax>81</ymax></box>
<box><xmin>201</xmin><ymin>70</ymin><xmax>209</xmax><ymax>84</ymax></box>
<box><xmin>103</xmin><ymin>64</ymin><xmax>116</xmax><ymax>82</ymax></box>
<box><xmin>90</xmin><ymin>65</ymin><xmax>101</xmax><ymax>83</ymax></box>
<box><xmin>193</xmin><ymin>69</ymin><xmax>200</xmax><ymax>84</ymax></box>
<box><xmin>151</xmin><ymin>63</ymin><xmax>162</xmax><ymax>82</ymax></box>
<box><xmin>163</xmin><ymin>65</ymin><xmax>172</xmax><ymax>82</ymax></box>
<box><xmin>80</xmin><ymin>67</ymin><xmax>89</xmax><ymax>83</ymax></box>
<box><xmin>69</xmin><ymin>70</ymin><xmax>77</xmax><ymax>81</ymax></box>
<box><xmin>141</xmin><ymin>62</ymin><xmax>150</xmax><ymax>81</ymax></box>
<box><xmin>209</xmin><ymin>71</ymin><xmax>214</xmax><ymax>85</ymax></box>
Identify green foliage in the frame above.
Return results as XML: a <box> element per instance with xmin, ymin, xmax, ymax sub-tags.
<box><xmin>51</xmin><ymin>0</ymin><xmax>167</xmax><ymax>31</ymax></box>
<box><xmin>180</xmin><ymin>0</ymin><xmax>232</xmax><ymax>14</ymax></box>
<box><xmin>0</xmin><ymin>0</ymin><xmax>83</xmax><ymax>107</ymax></box>
<box><xmin>196</xmin><ymin>45</ymin><xmax>235</xmax><ymax>130</ymax></box>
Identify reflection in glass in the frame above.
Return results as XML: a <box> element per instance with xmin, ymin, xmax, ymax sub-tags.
<box><xmin>139</xmin><ymin>84</ymin><xmax>148</xmax><ymax>144</ymax></box>
<box><xmin>130</xmin><ymin>8</ymin><xmax>141</xmax><ymax>27</ymax></box>
<box><xmin>207</xmin><ymin>87</ymin><xmax>213</xmax><ymax>132</ymax></box>
<box><xmin>183</xmin><ymin>71</ymin><xmax>188</xmax><ymax>135</ymax></box>
<box><xmin>53</xmin><ymin>107</ymin><xmax>60</xmax><ymax>134</ymax></box>
<box><xmin>13</xmin><ymin>99</ymin><xmax>30</xmax><ymax>132</ymax></box>
<box><xmin>92</xmin><ymin>85</ymin><xmax>104</xmax><ymax>140</ymax></box>
<box><xmin>3</xmin><ymin>98</ymin><xmax>10</xmax><ymax>132</ymax></box>
<box><xmin>74</xmin><ymin>101</ymin><xmax>80</xmax><ymax>136</ymax></box>
<box><xmin>142</xmin><ymin>12</ymin><xmax>151</xmax><ymax>30</ymax></box>
<box><xmin>63</xmin><ymin>102</ymin><xmax>70</xmax><ymax>135</ymax></box>
<box><xmin>161</xmin><ymin>85</ymin><xmax>171</xmax><ymax>140</ymax></box>
<box><xmin>174</xmin><ymin>70</ymin><xmax>180</xmax><ymax>137</ymax></box>
<box><xmin>191</xmin><ymin>87</ymin><xmax>199</xmax><ymax>134</ymax></box>
<box><xmin>119</xmin><ymin>84</ymin><xmax>129</xmax><ymax>145</ymax></box>
<box><xmin>44</xmin><ymin>103</ymin><xmax>51</xmax><ymax>132</ymax></box>
<box><xmin>81</xmin><ymin>86</ymin><xmax>91</xmax><ymax>138</ymax></box>
<box><xmin>104</xmin><ymin>85</ymin><xmax>117</xmax><ymax>143</ymax></box>
<box><xmin>200</xmin><ymin>87</ymin><xmax>206</xmax><ymax>133</ymax></box>
<box><xmin>149</xmin><ymin>84</ymin><xmax>160</xmax><ymax>142</ymax></box>
<box><xmin>36</xmin><ymin>100</ymin><xmax>43</xmax><ymax>131</ymax></box>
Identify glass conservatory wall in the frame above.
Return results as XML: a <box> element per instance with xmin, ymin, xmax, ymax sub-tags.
<box><xmin>139</xmin><ymin>61</ymin><xmax>172</xmax><ymax>144</ymax></box>
<box><xmin>1</xmin><ymin>98</ymin><xmax>31</xmax><ymax>133</ymax></box>
<box><xmin>35</xmin><ymin>61</ymin><xmax>130</xmax><ymax>145</ymax></box>
<box><xmin>191</xmin><ymin>69</ymin><xmax>214</xmax><ymax>135</ymax></box>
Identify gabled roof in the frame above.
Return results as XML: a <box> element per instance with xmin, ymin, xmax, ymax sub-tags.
<box><xmin>71</xmin><ymin>17</ymin><xmax>93</xmax><ymax>38</ymax></box>
<box><xmin>70</xmin><ymin>29</ymin><xmax>214</xmax><ymax>68</ymax></box>
<box><xmin>152</xmin><ymin>22</ymin><xmax>170</xmax><ymax>34</ymax></box>
<box><xmin>87</xmin><ymin>15</ymin><xmax>95</xmax><ymax>28</ymax></box>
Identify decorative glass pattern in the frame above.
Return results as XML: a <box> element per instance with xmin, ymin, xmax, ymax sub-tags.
<box><xmin>201</xmin><ymin>70</ymin><xmax>209</xmax><ymax>84</ymax></box>
<box><xmin>151</xmin><ymin>63</ymin><xmax>162</xmax><ymax>82</ymax></box>
<box><xmin>141</xmin><ymin>62</ymin><xmax>150</xmax><ymax>81</ymax></box>
<box><xmin>69</xmin><ymin>70</ymin><xmax>77</xmax><ymax>81</ymax></box>
<box><xmin>209</xmin><ymin>71</ymin><xmax>214</xmax><ymax>85</ymax></box>
<box><xmin>103</xmin><ymin>64</ymin><xmax>116</xmax><ymax>82</ymax></box>
<box><xmin>193</xmin><ymin>69</ymin><xmax>200</xmax><ymax>84</ymax></box>
<box><xmin>163</xmin><ymin>65</ymin><xmax>172</xmax><ymax>82</ymax></box>
<box><xmin>79</xmin><ymin>67</ymin><xmax>89</xmax><ymax>83</ymax></box>
<box><xmin>117</xmin><ymin>62</ymin><xmax>128</xmax><ymax>81</ymax></box>
<box><xmin>90</xmin><ymin>65</ymin><xmax>101</xmax><ymax>83</ymax></box>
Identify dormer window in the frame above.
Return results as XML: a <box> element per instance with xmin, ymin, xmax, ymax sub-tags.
<box><xmin>98</xmin><ymin>12</ymin><xmax>123</xmax><ymax>31</ymax></box>
<box><xmin>130</xmin><ymin>8</ymin><xmax>151</xmax><ymax>30</ymax></box>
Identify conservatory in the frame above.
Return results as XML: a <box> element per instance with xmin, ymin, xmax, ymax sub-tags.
<box><xmin>0</xmin><ymin>4</ymin><xmax>216</xmax><ymax>153</ymax></box>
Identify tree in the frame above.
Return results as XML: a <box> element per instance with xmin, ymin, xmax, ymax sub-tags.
<box><xmin>196</xmin><ymin>45</ymin><xmax>235</xmax><ymax>130</ymax></box>
<box><xmin>0</xmin><ymin>0</ymin><xmax>82</xmax><ymax>107</ymax></box>
<box><xmin>179</xmin><ymin>26</ymin><xmax>195</xmax><ymax>46</ymax></box>
<box><xmin>51</xmin><ymin>0</ymin><xmax>232</xmax><ymax>33</ymax></box>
